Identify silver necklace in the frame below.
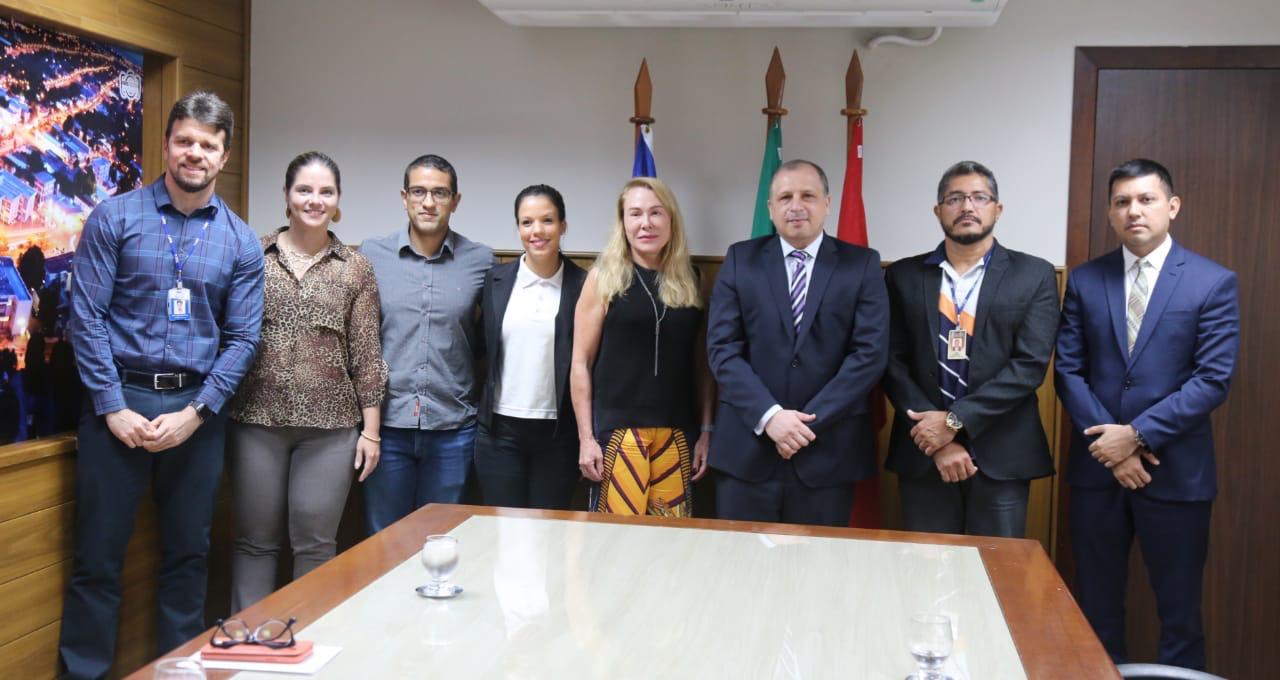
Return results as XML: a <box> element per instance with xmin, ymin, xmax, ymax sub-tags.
<box><xmin>634</xmin><ymin>267</ymin><xmax>667</xmax><ymax>377</ymax></box>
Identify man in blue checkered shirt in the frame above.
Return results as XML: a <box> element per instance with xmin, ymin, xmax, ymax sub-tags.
<box><xmin>58</xmin><ymin>91</ymin><xmax>264</xmax><ymax>680</ymax></box>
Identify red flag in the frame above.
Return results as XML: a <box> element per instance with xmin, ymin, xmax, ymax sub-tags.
<box><xmin>837</xmin><ymin>117</ymin><xmax>884</xmax><ymax>529</ymax></box>
<box><xmin>837</xmin><ymin>118</ymin><xmax>868</xmax><ymax>245</ymax></box>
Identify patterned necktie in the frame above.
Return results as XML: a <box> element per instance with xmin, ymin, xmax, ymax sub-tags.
<box><xmin>788</xmin><ymin>249</ymin><xmax>809</xmax><ymax>328</ymax></box>
<box><xmin>1126</xmin><ymin>258</ymin><xmax>1150</xmax><ymax>354</ymax></box>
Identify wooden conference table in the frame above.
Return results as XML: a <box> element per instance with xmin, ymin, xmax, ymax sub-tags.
<box><xmin>129</xmin><ymin>505</ymin><xmax>1115</xmax><ymax>679</ymax></box>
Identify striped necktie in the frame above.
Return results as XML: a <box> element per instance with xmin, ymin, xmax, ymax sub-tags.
<box><xmin>1127</xmin><ymin>258</ymin><xmax>1150</xmax><ymax>354</ymax></box>
<box><xmin>788</xmin><ymin>249</ymin><xmax>809</xmax><ymax>328</ymax></box>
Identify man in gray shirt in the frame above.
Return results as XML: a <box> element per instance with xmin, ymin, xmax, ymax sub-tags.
<box><xmin>360</xmin><ymin>154</ymin><xmax>494</xmax><ymax>533</ymax></box>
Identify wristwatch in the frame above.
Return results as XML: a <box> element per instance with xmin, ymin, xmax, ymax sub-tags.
<box><xmin>945</xmin><ymin>411</ymin><xmax>964</xmax><ymax>432</ymax></box>
<box><xmin>1133</xmin><ymin>427</ymin><xmax>1149</xmax><ymax>450</ymax></box>
<box><xmin>188</xmin><ymin>401</ymin><xmax>211</xmax><ymax>422</ymax></box>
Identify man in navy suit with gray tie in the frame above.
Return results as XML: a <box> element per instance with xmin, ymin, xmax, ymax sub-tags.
<box><xmin>707</xmin><ymin>159</ymin><xmax>888</xmax><ymax>526</ymax></box>
<box><xmin>1056</xmin><ymin>158</ymin><xmax>1239</xmax><ymax>670</ymax></box>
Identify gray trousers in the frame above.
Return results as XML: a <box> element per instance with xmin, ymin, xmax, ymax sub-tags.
<box><xmin>227</xmin><ymin>421</ymin><xmax>357</xmax><ymax>612</ymax></box>
<box><xmin>898</xmin><ymin>470</ymin><xmax>1031</xmax><ymax>538</ymax></box>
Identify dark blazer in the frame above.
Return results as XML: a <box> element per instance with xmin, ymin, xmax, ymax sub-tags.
<box><xmin>1055</xmin><ymin>241</ymin><xmax>1239</xmax><ymax>501</ymax></box>
<box><xmin>882</xmin><ymin>241</ymin><xmax>1059</xmax><ymax>481</ymax></box>
<box><xmin>707</xmin><ymin>233</ymin><xmax>889</xmax><ymax>486</ymax></box>
<box><xmin>477</xmin><ymin>255</ymin><xmax>587</xmax><ymax>435</ymax></box>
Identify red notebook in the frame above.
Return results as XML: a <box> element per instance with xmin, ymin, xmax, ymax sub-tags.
<box><xmin>200</xmin><ymin>640</ymin><xmax>314</xmax><ymax>664</ymax></box>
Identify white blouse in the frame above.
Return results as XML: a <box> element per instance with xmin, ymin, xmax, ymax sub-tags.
<box><xmin>494</xmin><ymin>257</ymin><xmax>563</xmax><ymax>420</ymax></box>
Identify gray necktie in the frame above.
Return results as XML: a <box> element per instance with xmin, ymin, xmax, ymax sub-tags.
<box><xmin>1126</xmin><ymin>258</ymin><xmax>1150</xmax><ymax>354</ymax></box>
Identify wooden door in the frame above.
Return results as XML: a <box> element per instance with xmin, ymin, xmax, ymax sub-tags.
<box><xmin>1061</xmin><ymin>46</ymin><xmax>1280</xmax><ymax>679</ymax></box>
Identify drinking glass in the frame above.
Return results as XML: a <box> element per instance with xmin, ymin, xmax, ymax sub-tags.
<box><xmin>907</xmin><ymin>611</ymin><xmax>953</xmax><ymax>680</ymax></box>
<box><xmin>154</xmin><ymin>657</ymin><xmax>206</xmax><ymax>679</ymax></box>
<box><xmin>420</xmin><ymin>534</ymin><xmax>460</xmax><ymax>596</ymax></box>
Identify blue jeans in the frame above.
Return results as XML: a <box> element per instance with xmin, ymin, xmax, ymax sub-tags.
<box><xmin>362</xmin><ymin>424</ymin><xmax>477</xmax><ymax>534</ymax></box>
<box><xmin>59</xmin><ymin>383</ymin><xmax>225</xmax><ymax>680</ymax></box>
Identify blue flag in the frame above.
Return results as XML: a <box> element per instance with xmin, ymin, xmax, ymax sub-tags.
<box><xmin>632</xmin><ymin>124</ymin><xmax>656</xmax><ymax>177</ymax></box>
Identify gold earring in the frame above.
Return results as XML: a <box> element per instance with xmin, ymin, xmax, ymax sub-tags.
<box><xmin>332</xmin><ymin>208</ymin><xmax>342</xmax><ymax>223</ymax></box>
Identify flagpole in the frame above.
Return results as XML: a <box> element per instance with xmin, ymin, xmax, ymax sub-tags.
<box><xmin>631</xmin><ymin>58</ymin><xmax>654</xmax><ymax>141</ymax></box>
<box><xmin>631</xmin><ymin>58</ymin><xmax>657</xmax><ymax>177</ymax></box>
<box><xmin>841</xmin><ymin>50</ymin><xmax>867</xmax><ymax>151</ymax></box>
<box><xmin>751</xmin><ymin>48</ymin><xmax>787</xmax><ymax>238</ymax></box>
<box><xmin>763</xmin><ymin>47</ymin><xmax>787</xmax><ymax>129</ymax></box>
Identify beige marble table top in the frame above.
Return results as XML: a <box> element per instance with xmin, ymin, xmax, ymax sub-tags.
<box><xmin>233</xmin><ymin>515</ymin><xmax>1025</xmax><ymax>679</ymax></box>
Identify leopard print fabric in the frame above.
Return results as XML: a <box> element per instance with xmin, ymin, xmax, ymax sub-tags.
<box><xmin>229</xmin><ymin>228</ymin><xmax>388</xmax><ymax>428</ymax></box>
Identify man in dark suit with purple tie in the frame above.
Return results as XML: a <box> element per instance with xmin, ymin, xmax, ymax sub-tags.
<box><xmin>1056</xmin><ymin>158</ymin><xmax>1240</xmax><ymax>670</ymax></box>
<box><xmin>707</xmin><ymin>159</ymin><xmax>889</xmax><ymax>526</ymax></box>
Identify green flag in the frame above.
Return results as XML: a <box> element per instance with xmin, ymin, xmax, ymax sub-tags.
<box><xmin>751</xmin><ymin>119</ymin><xmax>783</xmax><ymax>238</ymax></box>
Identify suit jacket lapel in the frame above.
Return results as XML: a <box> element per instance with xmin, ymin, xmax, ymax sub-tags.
<box><xmin>1128</xmin><ymin>242</ymin><xmax>1186</xmax><ymax>366</ymax></box>
<box><xmin>1104</xmin><ymin>250</ymin><xmax>1129</xmax><ymax>359</ymax></box>
<box><xmin>969</xmin><ymin>242</ymin><xmax>1009</xmax><ymax>375</ymax></box>
<box><xmin>764</xmin><ymin>236</ymin><xmax>797</xmax><ymax>346</ymax></box>
<box><xmin>923</xmin><ymin>263</ymin><xmax>942</xmax><ymax>360</ymax></box>
<box><xmin>490</xmin><ymin>262</ymin><xmax>518</xmax><ymax>380</ymax></box>
<box><xmin>794</xmin><ymin>235</ymin><xmax>836</xmax><ymax>352</ymax></box>
<box><xmin>553</xmin><ymin>257</ymin><xmax>582</xmax><ymax>407</ymax></box>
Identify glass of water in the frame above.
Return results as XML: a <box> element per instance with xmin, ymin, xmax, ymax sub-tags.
<box><xmin>420</xmin><ymin>535</ymin><xmax>460</xmax><ymax>596</ymax></box>
<box><xmin>154</xmin><ymin>657</ymin><xmax>206</xmax><ymax>679</ymax></box>
<box><xmin>908</xmin><ymin>611</ymin><xmax>953</xmax><ymax>680</ymax></box>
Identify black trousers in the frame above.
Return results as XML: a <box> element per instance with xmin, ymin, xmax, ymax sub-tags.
<box><xmin>898</xmin><ymin>470</ymin><xmax>1031</xmax><ymax>538</ymax></box>
<box><xmin>474</xmin><ymin>413</ymin><xmax>579</xmax><ymax>510</ymax></box>
<box><xmin>714</xmin><ymin>460</ymin><xmax>855</xmax><ymax>527</ymax></box>
<box><xmin>1070</xmin><ymin>485</ymin><xmax>1212</xmax><ymax>670</ymax></box>
<box><xmin>59</xmin><ymin>384</ymin><xmax>225</xmax><ymax>680</ymax></box>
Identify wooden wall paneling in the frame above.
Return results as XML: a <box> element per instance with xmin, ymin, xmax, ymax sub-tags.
<box><xmin>0</xmin><ymin>561</ymin><xmax>69</xmax><ymax>648</ymax></box>
<box><xmin>0</xmin><ymin>456</ymin><xmax>73</xmax><ymax>524</ymax></box>
<box><xmin>151</xmin><ymin>0</ymin><xmax>245</xmax><ymax>34</ymax></box>
<box><xmin>0</xmin><ymin>620</ymin><xmax>59</xmax><ymax>680</ymax></box>
<box><xmin>0</xmin><ymin>502</ymin><xmax>73</xmax><ymax>584</ymax></box>
<box><xmin>214</xmin><ymin>171</ymin><xmax>243</xmax><ymax>215</ymax></box>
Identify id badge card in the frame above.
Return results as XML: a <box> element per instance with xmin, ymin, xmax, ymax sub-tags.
<box><xmin>168</xmin><ymin>286</ymin><xmax>191</xmax><ymax>321</ymax></box>
<box><xmin>947</xmin><ymin>328</ymin><xmax>968</xmax><ymax>360</ymax></box>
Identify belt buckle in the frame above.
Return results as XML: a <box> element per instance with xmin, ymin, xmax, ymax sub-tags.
<box><xmin>153</xmin><ymin>373</ymin><xmax>181</xmax><ymax>390</ymax></box>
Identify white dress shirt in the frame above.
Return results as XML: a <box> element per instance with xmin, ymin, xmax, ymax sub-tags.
<box><xmin>494</xmin><ymin>256</ymin><xmax>563</xmax><ymax>420</ymax></box>
<box><xmin>1122</xmin><ymin>235</ymin><xmax>1173</xmax><ymax>316</ymax></box>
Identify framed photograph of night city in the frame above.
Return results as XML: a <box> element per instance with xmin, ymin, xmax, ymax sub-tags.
<box><xmin>0</xmin><ymin>16</ymin><xmax>144</xmax><ymax>445</ymax></box>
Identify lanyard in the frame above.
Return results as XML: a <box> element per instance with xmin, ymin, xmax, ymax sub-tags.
<box><xmin>944</xmin><ymin>249</ymin><xmax>993</xmax><ymax>320</ymax></box>
<box><xmin>159</xmin><ymin>213</ymin><xmax>210</xmax><ymax>287</ymax></box>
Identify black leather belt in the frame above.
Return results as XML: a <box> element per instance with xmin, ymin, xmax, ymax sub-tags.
<box><xmin>121</xmin><ymin>370</ymin><xmax>202</xmax><ymax>391</ymax></box>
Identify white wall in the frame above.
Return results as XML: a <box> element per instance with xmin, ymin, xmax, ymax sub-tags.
<box><xmin>248</xmin><ymin>0</ymin><xmax>1280</xmax><ymax>264</ymax></box>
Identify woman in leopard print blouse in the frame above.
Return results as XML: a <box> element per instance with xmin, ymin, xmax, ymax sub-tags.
<box><xmin>225</xmin><ymin>151</ymin><xmax>388</xmax><ymax>611</ymax></box>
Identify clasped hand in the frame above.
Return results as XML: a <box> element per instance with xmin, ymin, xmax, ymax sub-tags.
<box><xmin>906</xmin><ymin>409</ymin><xmax>955</xmax><ymax>455</ymax></box>
<box><xmin>766</xmin><ymin>409</ymin><xmax>816</xmax><ymax>459</ymax></box>
<box><xmin>106</xmin><ymin>407</ymin><xmax>202</xmax><ymax>453</ymax></box>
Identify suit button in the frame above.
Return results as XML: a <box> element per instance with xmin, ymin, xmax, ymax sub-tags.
<box><xmin>791</xmin><ymin>359</ymin><xmax>799</xmax><ymax>368</ymax></box>
<box><xmin>1123</xmin><ymin>378</ymin><xmax>1133</xmax><ymax>390</ymax></box>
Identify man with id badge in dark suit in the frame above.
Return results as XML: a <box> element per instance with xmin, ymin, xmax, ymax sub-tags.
<box><xmin>59</xmin><ymin>91</ymin><xmax>264</xmax><ymax>680</ymax></box>
<box><xmin>882</xmin><ymin>161</ymin><xmax>1059</xmax><ymax>538</ymax></box>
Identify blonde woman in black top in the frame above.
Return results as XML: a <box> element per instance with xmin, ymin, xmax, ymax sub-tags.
<box><xmin>570</xmin><ymin>177</ymin><xmax>713</xmax><ymax>517</ymax></box>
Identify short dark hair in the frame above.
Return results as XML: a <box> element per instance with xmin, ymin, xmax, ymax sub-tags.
<box><xmin>165</xmin><ymin>90</ymin><xmax>234</xmax><ymax>150</ymax></box>
<box><xmin>285</xmin><ymin>151</ymin><xmax>341</xmax><ymax>193</ymax></box>
<box><xmin>403</xmin><ymin>154</ymin><xmax>457</xmax><ymax>193</ymax></box>
<box><xmin>772</xmin><ymin>159</ymin><xmax>829</xmax><ymax>195</ymax></box>
<box><xmin>936</xmin><ymin>161</ymin><xmax>998</xmax><ymax>204</ymax></box>
<box><xmin>1108</xmin><ymin>158</ymin><xmax>1175</xmax><ymax>199</ymax></box>
<box><xmin>513</xmin><ymin>184</ymin><xmax>566</xmax><ymax>222</ymax></box>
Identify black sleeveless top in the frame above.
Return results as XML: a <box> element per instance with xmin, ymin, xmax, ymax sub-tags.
<box><xmin>592</xmin><ymin>265</ymin><xmax>701</xmax><ymax>432</ymax></box>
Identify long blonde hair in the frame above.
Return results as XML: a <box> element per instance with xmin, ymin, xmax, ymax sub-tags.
<box><xmin>594</xmin><ymin>177</ymin><xmax>702</xmax><ymax>309</ymax></box>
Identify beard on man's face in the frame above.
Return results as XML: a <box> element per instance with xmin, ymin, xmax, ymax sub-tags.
<box><xmin>943</xmin><ymin>216</ymin><xmax>995</xmax><ymax>245</ymax></box>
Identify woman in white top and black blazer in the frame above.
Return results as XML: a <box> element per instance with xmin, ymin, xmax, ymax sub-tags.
<box><xmin>476</xmin><ymin>184</ymin><xmax>587</xmax><ymax>509</ymax></box>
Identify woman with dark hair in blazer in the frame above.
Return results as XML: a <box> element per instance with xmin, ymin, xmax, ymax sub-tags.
<box><xmin>475</xmin><ymin>184</ymin><xmax>587</xmax><ymax>509</ymax></box>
